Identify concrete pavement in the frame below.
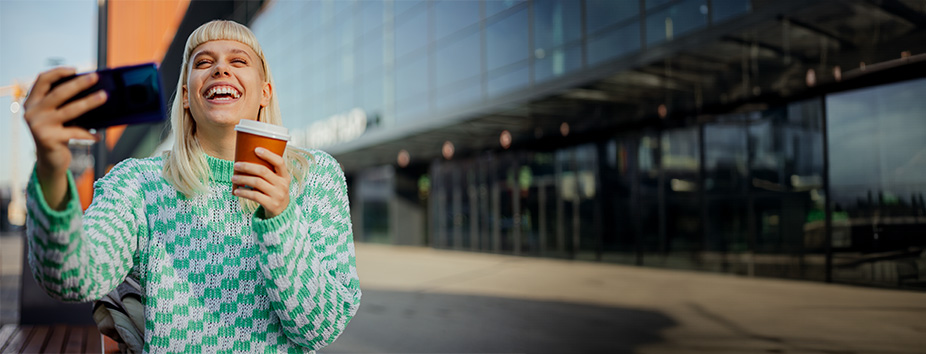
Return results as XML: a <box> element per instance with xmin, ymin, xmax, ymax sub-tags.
<box><xmin>324</xmin><ymin>243</ymin><xmax>926</xmax><ymax>354</ymax></box>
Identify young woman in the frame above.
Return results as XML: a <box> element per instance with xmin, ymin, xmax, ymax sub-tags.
<box><xmin>22</xmin><ymin>20</ymin><xmax>361</xmax><ymax>353</ymax></box>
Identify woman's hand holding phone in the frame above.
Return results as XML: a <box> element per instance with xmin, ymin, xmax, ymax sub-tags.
<box><xmin>23</xmin><ymin>67</ymin><xmax>108</xmax><ymax>210</ymax></box>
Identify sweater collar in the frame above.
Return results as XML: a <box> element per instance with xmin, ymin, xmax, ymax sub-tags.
<box><xmin>205</xmin><ymin>154</ymin><xmax>235</xmax><ymax>183</ymax></box>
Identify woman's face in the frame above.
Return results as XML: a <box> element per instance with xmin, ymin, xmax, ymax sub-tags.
<box><xmin>182</xmin><ymin>40</ymin><xmax>271</xmax><ymax>129</ymax></box>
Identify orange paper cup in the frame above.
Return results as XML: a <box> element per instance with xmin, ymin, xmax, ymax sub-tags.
<box><xmin>233</xmin><ymin>119</ymin><xmax>290</xmax><ymax>192</ymax></box>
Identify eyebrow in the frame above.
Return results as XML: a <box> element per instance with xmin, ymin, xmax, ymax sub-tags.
<box><xmin>192</xmin><ymin>48</ymin><xmax>253</xmax><ymax>60</ymax></box>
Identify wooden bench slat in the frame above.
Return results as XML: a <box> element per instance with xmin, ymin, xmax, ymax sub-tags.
<box><xmin>82</xmin><ymin>326</ymin><xmax>101</xmax><ymax>354</ymax></box>
<box><xmin>20</xmin><ymin>326</ymin><xmax>49</xmax><ymax>354</ymax></box>
<box><xmin>0</xmin><ymin>326</ymin><xmax>32</xmax><ymax>354</ymax></box>
<box><xmin>61</xmin><ymin>326</ymin><xmax>84</xmax><ymax>354</ymax></box>
<box><xmin>43</xmin><ymin>325</ymin><xmax>68</xmax><ymax>354</ymax></box>
<box><xmin>0</xmin><ymin>325</ymin><xmax>17</xmax><ymax>352</ymax></box>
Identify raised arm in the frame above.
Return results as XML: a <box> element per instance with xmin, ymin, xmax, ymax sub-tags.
<box><xmin>25</xmin><ymin>159</ymin><xmax>143</xmax><ymax>302</ymax></box>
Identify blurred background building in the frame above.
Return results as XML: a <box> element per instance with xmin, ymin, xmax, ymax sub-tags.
<box><xmin>6</xmin><ymin>0</ymin><xmax>925</xmax><ymax>291</ymax></box>
<box><xmin>243</xmin><ymin>0</ymin><xmax>926</xmax><ymax>290</ymax></box>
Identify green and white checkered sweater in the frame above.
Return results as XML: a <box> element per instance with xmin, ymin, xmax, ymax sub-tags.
<box><xmin>25</xmin><ymin>149</ymin><xmax>361</xmax><ymax>353</ymax></box>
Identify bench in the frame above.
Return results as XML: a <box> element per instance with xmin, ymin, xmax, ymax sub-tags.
<box><xmin>0</xmin><ymin>324</ymin><xmax>103</xmax><ymax>353</ymax></box>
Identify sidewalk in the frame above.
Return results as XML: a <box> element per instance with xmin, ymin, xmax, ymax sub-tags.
<box><xmin>324</xmin><ymin>243</ymin><xmax>926</xmax><ymax>354</ymax></box>
<box><xmin>3</xmin><ymin>236</ymin><xmax>923</xmax><ymax>353</ymax></box>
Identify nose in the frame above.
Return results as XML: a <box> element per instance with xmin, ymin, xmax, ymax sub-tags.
<box><xmin>212</xmin><ymin>64</ymin><xmax>230</xmax><ymax>77</ymax></box>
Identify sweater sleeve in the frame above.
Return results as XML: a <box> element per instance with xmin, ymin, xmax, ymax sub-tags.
<box><xmin>25</xmin><ymin>160</ymin><xmax>142</xmax><ymax>302</ymax></box>
<box><xmin>251</xmin><ymin>151</ymin><xmax>362</xmax><ymax>350</ymax></box>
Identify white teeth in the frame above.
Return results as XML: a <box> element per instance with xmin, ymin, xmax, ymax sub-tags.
<box><xmin>206</xmin><ymin>86</ymin><xmax>241</xmax><ymax>99</ymax></box>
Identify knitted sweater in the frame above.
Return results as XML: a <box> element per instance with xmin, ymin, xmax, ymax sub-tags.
<box><xmin>25</xmin><ymin>149</ymin><xmax>361</xmax><ymax>353</ymax></box>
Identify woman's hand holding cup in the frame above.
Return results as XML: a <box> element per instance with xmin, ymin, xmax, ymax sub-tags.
<box><xmin>232</xmin><ymin>147</ymin><xmax>291</xmax><ymax>219</ymax></box>
<box><xmin>23</xmin><ymin>67</ymin><xmax>107</xmax><ymax>210</ymax></box>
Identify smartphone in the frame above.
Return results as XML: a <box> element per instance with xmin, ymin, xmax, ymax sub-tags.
<box><xmin>50</xmin><ymin>63</ymin><xmax>167</xmax><ymax>130</ymax></box>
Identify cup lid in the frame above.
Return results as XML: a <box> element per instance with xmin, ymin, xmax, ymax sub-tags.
<box><xmin>235</xmin><ymin>119</ymin><xmax>290</xmax><ymax>141</ymax></box>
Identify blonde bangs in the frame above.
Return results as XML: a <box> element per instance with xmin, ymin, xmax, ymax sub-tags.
<box><xmin>162</xmin><ymin>20</ymin><xmax>313</xmax><ymax>212</ymax></box>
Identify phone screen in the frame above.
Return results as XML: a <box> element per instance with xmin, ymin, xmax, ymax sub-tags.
<box><xmin>51</xmin><ymin>63</ymin><xmax>167</xmax><ymax>130</ymax></box>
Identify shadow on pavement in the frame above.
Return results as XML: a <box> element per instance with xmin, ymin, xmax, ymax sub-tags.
<box><xmin>324</xmin><ymin>289</ymin><xmax>676</xmax><ymax>354</ymax></box>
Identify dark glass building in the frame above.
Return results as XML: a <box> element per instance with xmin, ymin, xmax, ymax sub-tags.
<box><xmin>248</xmin><ymin>0</ymin><xmax>926</xmax><ymax>290</ymax></box>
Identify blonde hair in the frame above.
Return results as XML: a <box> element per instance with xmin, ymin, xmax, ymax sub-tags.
<box><xmin>162</xmin><ymin>20</ymin><xmax>312</xmax><ymax>210</ymax></box>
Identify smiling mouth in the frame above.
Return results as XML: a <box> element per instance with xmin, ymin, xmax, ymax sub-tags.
<box><xmin>204</xmin><ymin>85</ymin><xmax>242</xmax><ymax>102</ymax></box>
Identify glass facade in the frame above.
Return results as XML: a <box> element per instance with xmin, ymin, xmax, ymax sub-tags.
<box><xmin>827</xmin><ymin>79</ymin><xmax>926</xmax><ymax>288</ymax></box>
<box><xmin>251</xmin><ymin>0</ymin><xmax>753</xmax><ymax>144</ymax></box>
<box><xmin>250</xmin><ymin>1</ymin><xmax>926</xmax><ymax>290</ymax></box>
<box><xmin>430</xmin><ymin>98</ymin><xmax>828</xmax><ymax>278</ymax></box>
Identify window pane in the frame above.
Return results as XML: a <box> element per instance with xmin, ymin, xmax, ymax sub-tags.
<box><xmin>586</xmin><ymin>0</ymin><xmax>639</xmax><ymax>35</ymax></box>
<box><xmin>395</xmin><ymin>54</ymin><xmax>429</xmax><ymax>103</ymax></box>
<box><xmin>829</xmin><ymin>78</ymin><xmax>926</xmax><ymax>203</ymax></box>
<box><xmin>588</xmin><ymin>21</ymin><xmax>640</xmax><ymax>65</ymax></box>
<box><xmin>396</xmin><ymin>96</ymin><xmax>429</xmax><ymax>121</ymax></box>
<box><xmin>333</xmin><ymin>9</ymin><xmax>354</xmax><ymax>49</ymax></box>
<box><xmin>488</xmin><ymin>65</ymin><xmax>529</xmax><ymax>96</ymax></box>
<box><xmin>436</xmin><ymin>80</ymin><xmax>482</xmax><ymax>110</ymax></box>
<box><xmin>435</xmin><ymin>0</ymin><xmax>480</xmax><ymax>40</ymax></box>
<box><xmin>534</xmin><ymin>0</ymin><xmax>582</xmax><ymax>50</ymax></box>
<box><xmin>712</xmin><ymin>0</ymin><xmax>751</xmax><ymax>23</ymax></box>
<box><xmin>487</xmin><ymin>7</ymin><xmax>529</xmax><ymax>71</ymax></box>
<box><xmin>362</xmin><ymin>71</ymin><xmax>384</xmax><ymax>114</ymax></box>
<box><xmin>646</xmin><ymin>0</ymin><xmax>674</xmax><ymax>10</ymax></box>
<box><xmin>646</xmin><ymin>0</ymin><xmax>708</xmax><ymax>46</ymax></box>
<box><xmin>361</xmin><ymin>1</ymin><xmax>384</xmax><ymax>34</ymax></box>
<box><xmin>436</xmin><ymin>31</ymin><xmax>481</xmax><ymax>88</ymax></box>
<box><xmin>534</xmin><ymin>44</ymin><xmax>582</xmax><ymax>82</ymax></box>
<box><xmin>360</xmin><ymin>33</ymin><xmax>384</xmax><ymax>74</ymax></box>
<box><xmin>485</xmin><ymin>0</ymin><xmax>526</xmax><ymax>17</ymax></box>
<box><xmin>827</xmin><ymin>78</ymin><xmax>926</xmax><ymax>287</ymax></box>
<box><xmin>333</xmin><ymin>0</ymin><xmax>353</xmax><ymax>16</ymax></box>
<box><xmin>395</xmin><ymin>7</ymin><xmax>429</xmax><ymax>59</ymax></box>
<box><xmin>394</xmin><ymin>0</ymin><xmax>423</xmax><ymax>17</ymax></box>
<box><xmin>705</xmin><ymin>116</ymin><xmax>748</xmax><ymax>192</ymax></box>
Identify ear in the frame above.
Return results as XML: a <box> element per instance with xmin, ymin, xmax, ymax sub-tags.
<box><xmin>260</xmin><ymin>81</ymin><xmax>272</xmax><ymax>107</ymax></box>
<box><xmin>182</xmin><ymin>84</ymin><xmax>189</xmax><ymax>109</ymax></box>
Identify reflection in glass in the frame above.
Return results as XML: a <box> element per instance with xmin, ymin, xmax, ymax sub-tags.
<box><xmin>486</xmin><ymin>7</ymin><xmax>529</xmax><ymax>71</ymax></box>
<box><xmin>434</xmin><ymin>0</ymin><xmax>480</xmax><ymax>40</ymax></box>
<box><xmin>534</xmin><ymin>44</ymin><xmax>582</xmax><ymax>82</ymax></box>
<box><xmin>533</xmin><ymin>0</ymin><xmax>582</xmax><ymax>50</ymax></box>
<box><xmin>711</xmin><ymin>0</ymin><xmax>751</xmax><ymax>23</ymax></box>
<box><xmin>395</xmin><ymin>7</ymin><xmax>428</xmax><ymax>59</ymax></box>
<box><xmin>360</xmin><ymin>33</ymin><xmax>384</xmax><ymax>75</ymax></box>
<box><xmin>394</xmin><ymin>0</ymin><xmax>423</xmax><ymax>17</ymax></box>
<box><xmin>488</xmin><ymin>66</ymin><xmax>529</xmax><ymax>97</ymax></box>
<box><xmin>361</xmin><ymin>1</ymin><xmax>384</xmax><ymax>34</ymax></box>
<box><xmin>586</xmin><ymin>0</ymin><xmax>639</xmax><ymax>35</ymax></box>
<box><xmin>645</xmin><ymin>0</ymin><xmax>708</xmax><ymax>46</ymax></box>
<box><xmin>435</xmin><ymin>81</ymin><xmax>481</xmax><ymax>111</ymax></box>
<box><xmin>588</xmin><ymin>22</ymin><xmax>640</xmax><ymax>65</ymax></box>
<box><xmin>827</xmin><ymin>78</ymin><xmax>926</xmax><ymax>288</ymax></box>
<box><xmin>435</xmin><ymin>31</ymin><xmax>481</xmax><ymax>88</ymax></box>
<box><xmin>485</xmin><ymin>0</ymin><xmax>526</xmax><ymax>18</ymax></box>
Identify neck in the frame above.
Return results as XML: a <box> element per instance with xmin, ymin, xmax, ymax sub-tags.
<box><xmin>195</xmin><ymin>124</ymin><xmax>237</xmax><ymax>161</ymax></box>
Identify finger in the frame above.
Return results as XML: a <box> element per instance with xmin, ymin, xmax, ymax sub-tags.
<box><xmin>233</xmin><ymin>188</ymin><xmax>273</xmax><ymax>207</ymax></box>
<box><xmin>231</xmin><ymin>174</ymin><xmax>275</xmax><ymax>194</ymax></box>
<box><xmin>44</xmin><ymin>72</ymin><xmax>100</xmax><ymax>111</ymax></box>
<box><xmin>63</xmin><ymin>127</ymin><xmax>98</xmax><ymax>141</ymax></box>
<box><xmin>234</xmin><ymin>161</ymin><xmax>276</xmax><ymax>180</ymax></box>
<box><xmin>55</xmin><ymin>90</ymin><xmax>107</xmax><ymax>123</ymax></box>
<box><xmin>24</xmin><ymin>67</ymin><xmax>77</xmax><ymax>109</ymax></box>
<box><xmin>255</xmin><ymin>147</ymin><xmax>288</xmax><ymax>177</ymax></box>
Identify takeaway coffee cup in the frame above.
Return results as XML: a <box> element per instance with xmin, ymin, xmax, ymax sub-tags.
<box><xmin>233</xmin><ymin>119</ymin><xmax>290</xmax><ymax>192</ymax></box>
